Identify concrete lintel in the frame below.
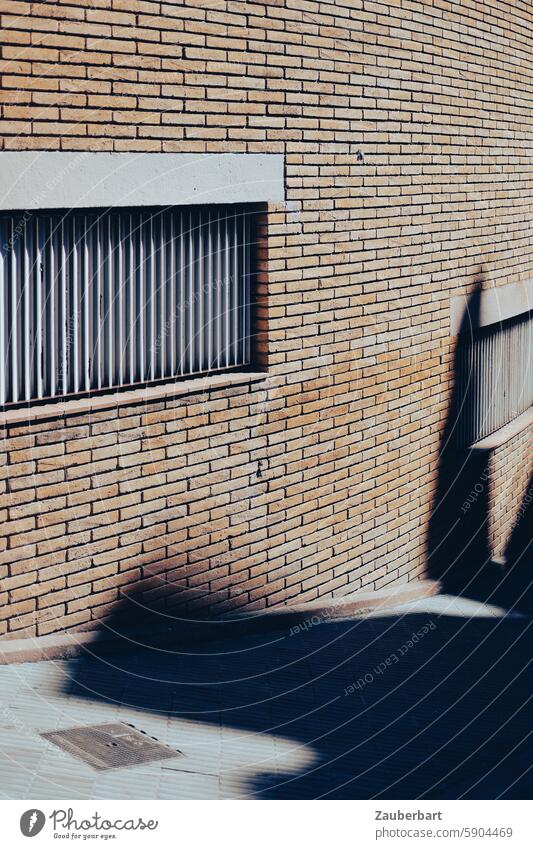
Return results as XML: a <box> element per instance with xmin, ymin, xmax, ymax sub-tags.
<box><xmin>450</xmin><ymin>278</ymin><xmax>533</xmax><ymax>334</ymax></box>
<box><xmin>0</xmin><ymin>151</ymin><xmax>285</xmax><ymax>211</ymax></box>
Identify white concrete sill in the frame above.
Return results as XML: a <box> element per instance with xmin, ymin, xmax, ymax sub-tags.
<box><xmin>0</xmin><ymin>371</ymin><xmax>268</xmax><ymax>427</ymax></box>
<box><xmin>470</xmin><ymin>406</ymin><xmax>533</xmax><ymax>451</ymax></box>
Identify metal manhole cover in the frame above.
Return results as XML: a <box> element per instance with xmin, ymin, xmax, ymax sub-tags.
<box><xmin>40</xmin><ymin>722</ymin><xmax>182</xmax><ymax>771</ymax></box>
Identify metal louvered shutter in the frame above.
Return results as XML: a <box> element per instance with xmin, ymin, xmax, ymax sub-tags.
<box><xmin>0</xmin><ymin>204</ymin><xmax>254</xmax><ymax>405</ymax></box>
<box><xmin>455</xmin><ymin>310</ymin><xmax>533</xmax><ymax>445</ymax></box>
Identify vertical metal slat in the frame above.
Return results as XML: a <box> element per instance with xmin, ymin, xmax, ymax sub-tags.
<box><xmin>0</xmin><ymin>218</ymin><xmax>6</xmax><ymax>405</ymax></box>
<box><xmin>36</xmin><ymin>216</ymin><xmax>44</xmax><ymax>399</ymax></box>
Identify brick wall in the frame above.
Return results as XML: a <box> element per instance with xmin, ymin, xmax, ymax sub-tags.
<box><xmin>1</xmin><ymin>0</ymin><xmax>533</xmax><ymax>637</ymax></box>
<box><xmin>489</xmin><ymin>426</ymin><xmax>532</xmax><ymax>562</ymax></box>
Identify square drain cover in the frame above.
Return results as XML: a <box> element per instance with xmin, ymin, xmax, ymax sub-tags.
<box><xmin>41</xmin><ymin>722</ymin><xmax>182</xmax><ymax>771</ymax></box>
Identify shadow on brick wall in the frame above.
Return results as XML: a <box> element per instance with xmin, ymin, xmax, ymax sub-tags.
<box><xmin>501</xmin><ymin>471</ymin><xmax>533</xmax><ymax>612</ymax></box>
<box><xmin>56</xmin><ymin>272</ymin><xmax>533</xmax><ymax>800</ymax></box>
<box><xmin>427</xmin><ymin>271</ymin><xmax>533</xmax><ymax>614</ymax></box>
<box><xmin>427</xmin><ymin>274</ymin><xmax>491</xmax><ymax>589</ymax></box>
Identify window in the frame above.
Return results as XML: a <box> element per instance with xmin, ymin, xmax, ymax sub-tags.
<box><xmin>454</xmin><ymin>309</ymin><xmax>533</xmax><ymax>445</ymax></box>
<box><xmin>0</xmin><ymin>204</ymin><xmax>255</xmax><ymax>405</ymax></box>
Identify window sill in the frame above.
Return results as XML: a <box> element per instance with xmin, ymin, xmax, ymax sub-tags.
<box><xmin>0</xmin><ymin>371</ymin><xmax>269</xmax><ymax>427</ymax></box>
<box><xmin>470</xmin><ymin>406</ymin><xmax>533</xmax><ymax>451</ymax></box>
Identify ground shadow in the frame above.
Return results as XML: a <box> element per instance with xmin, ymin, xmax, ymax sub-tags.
<box><xmin>65</xmin><ymin>601</ymin><xmax>533</xmax><ymax>799</ymax></box>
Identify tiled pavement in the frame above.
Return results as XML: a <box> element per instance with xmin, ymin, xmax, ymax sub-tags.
<box><xmin>0</xmin><ymin>595</ymin><xmax>531</xmax><ymax>800</ymax></box>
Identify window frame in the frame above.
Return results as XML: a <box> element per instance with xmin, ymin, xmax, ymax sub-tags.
<box><xmin>0</xmin><ymin>202</ymin><xmax>261</xmax><ymax>410</ymax></box>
